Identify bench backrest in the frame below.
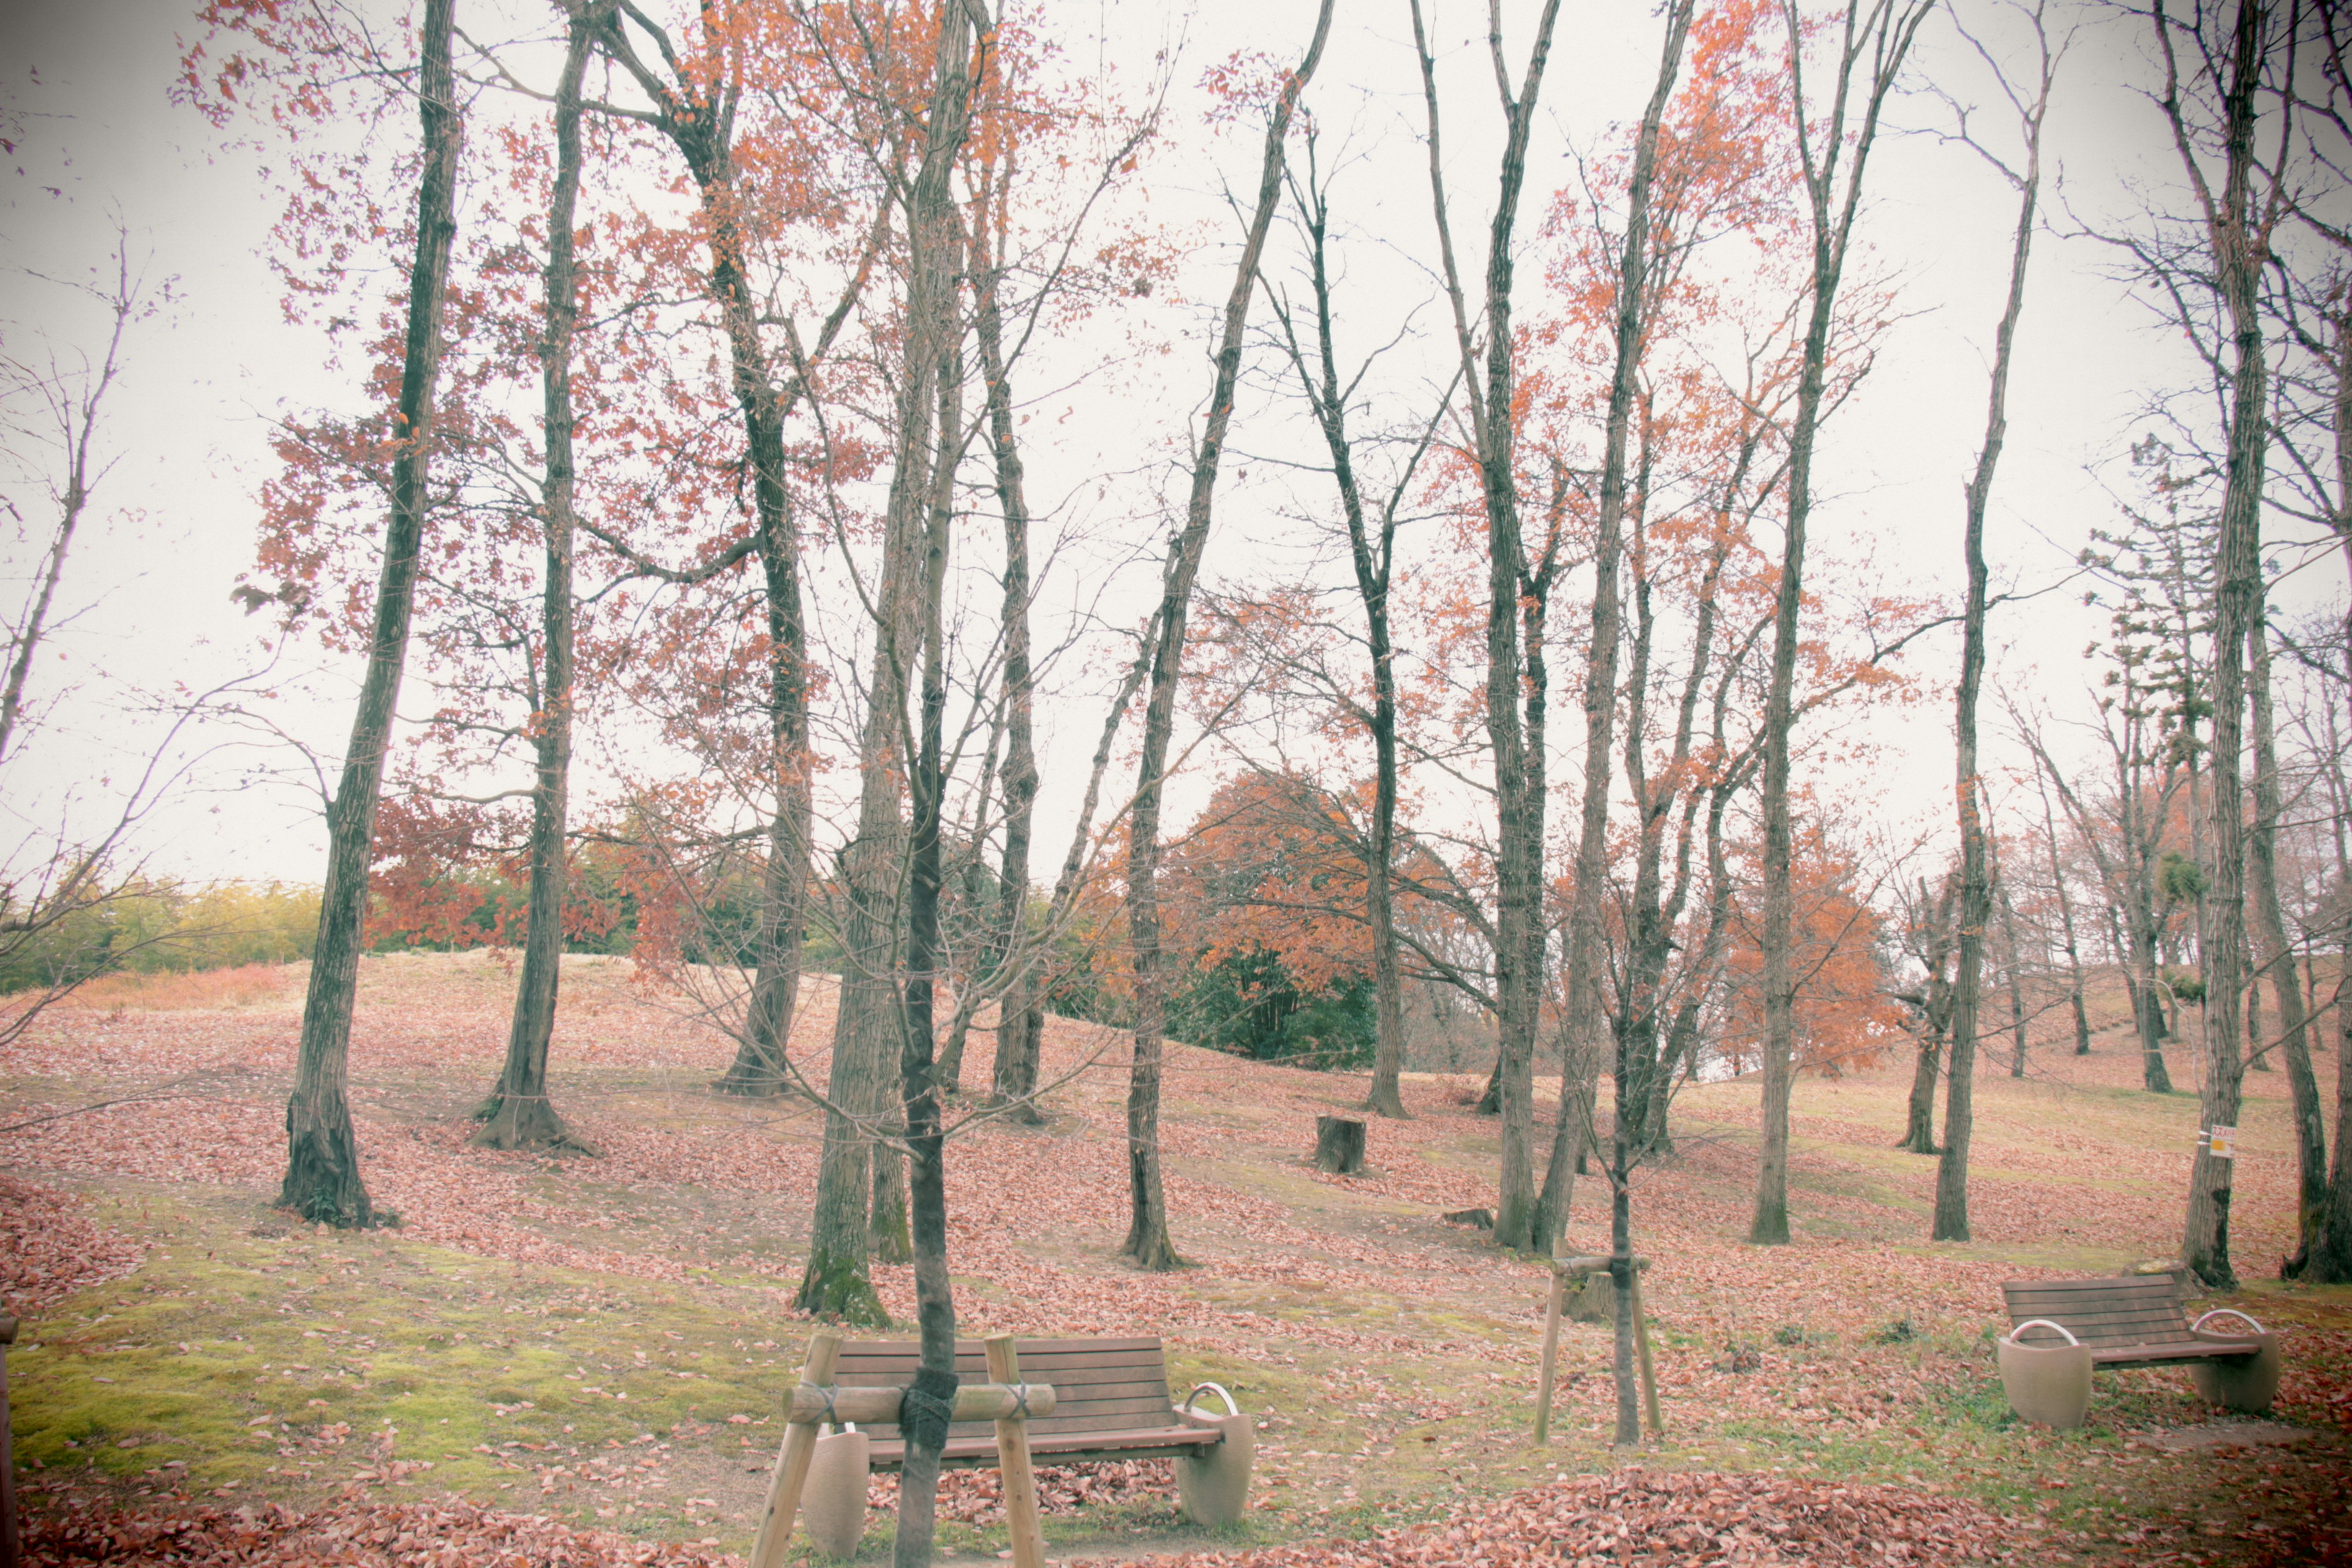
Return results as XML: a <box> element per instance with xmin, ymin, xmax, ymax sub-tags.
<box><xmin>832</xmin><ymin>1336</ymin><xmax>1180</xmax><ymax>1447</ymax></box>
<box><xmin>2002</xmin><ymin>1276</ymin><xmax>2190</xmax><ymax>1348</ymax></box>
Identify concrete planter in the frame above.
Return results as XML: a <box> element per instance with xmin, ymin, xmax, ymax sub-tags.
<box><xmin>1997</xmin><ymin>1325</ymin><xmax>2092</xmax><ymax>1430</ymax></box>
<box><xmin>2190</xmin><ymin>1330</ymin><xmax>2280</xmax><ymax>1414</ymax></box>
<box><xmin>1176</xmin><ymin>1386</ymin><xmax>1255</xmax><ymax>1527</ymax></box>
<box><xmin>801</xmin><ymin>1428</ymin><xmax>870</xmax><ymax>1559</ymax></box>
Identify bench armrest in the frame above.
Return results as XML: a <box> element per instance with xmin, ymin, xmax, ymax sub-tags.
<box><xmin>2005</xmin><ymin>1319</ymin><xmax>2080</xmax><ymax>1347</ymax></box>
<box><xmin>2190</xmin><ymin>1308</ymin><xmax>2266</xmax><ymax>1338</ymax></box>
<box><xmin>1183</xmin><ymin>1382</ymin><xmax>1241</xmax><ymax>1419</ymax></box>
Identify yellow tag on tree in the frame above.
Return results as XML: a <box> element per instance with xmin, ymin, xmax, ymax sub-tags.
<box><xmin>2206</xmin><ymin>1125</ymin><xmax>2236</xmax><ymax>1159</ymax></box>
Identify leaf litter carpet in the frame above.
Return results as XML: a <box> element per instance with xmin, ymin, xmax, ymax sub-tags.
<box><xmin>4</xmin><ymin>952</ymin><xmax>2348</xmax><ymax>1565</ymax></box>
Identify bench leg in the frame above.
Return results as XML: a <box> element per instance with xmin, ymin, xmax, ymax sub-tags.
<box><xmin>801</xmin><ymin>1429</ymin><xmax>871</xmax><ymax>1558</ymax></box>
<box><xmin>1176</xmin><ymin>1411</ymin><xmax>1255</xmax><ymax>1528</ymax></box>
<box><xmin>2190</xmin><ymin>1336</ymin><xmax>2280</xmax><ymax>1414</ymax></box>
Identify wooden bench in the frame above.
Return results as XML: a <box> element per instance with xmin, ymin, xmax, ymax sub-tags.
<box><xmin>1997</xmin><ymin>1275</ymin><xmax>2278</xmax><ymax>1426</ymax></box>
<box><xmin>752</xmin><ymin>1332</ymin><xmax>1253</xmax><ymax>1567</ymax></box>
<box><xmin>835</xmin><ymin>1336</ymin><xmax>1239</xmax><ymax>1472</ymax></box>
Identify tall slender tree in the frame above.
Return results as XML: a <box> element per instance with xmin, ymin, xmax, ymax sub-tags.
<box><xmin>2149</xmin><ymin>0</ymin><xmax>2288</xmax><ymax>1291</ymax></box>
<box><xmin>474</xmin><ymin>0</ymin><xmax>612</xmax><ymax>1153</ymax></box>
<box><xmin>1751</xmin><ymin>0</ymin><xmax>1930</xmax><ymax>1245</ymax></box>
<box><xmin>279</xmin><ymin>0</ymin><xmax>461</xmax><ymax>1226</ymax></box>
<box><xmin>796</xmin><ymin>3</ymin><xmax>973</xmax><ymax>1322</ymax></box>
<box><xmin>1410</xmin><ymin>0</ymin><xmax>1568</xmax><ymax>1253</ymax></box>
<box><xmin>1931</xmin><ymin>0</ymin><xmax>2055</xmax><ymax>1242</ymax></box>
<box><xmin>1121</xmin><ymin>0</ymin><xmax>1334</xmax><ymax>1271</ymax></box>
<box><xmin>1536</xmin><ymin>0</ymin><xmax>1697</xmax><ymax>1259</ymax></box>
<box><xmin>891</xmin><ymin>13</ymin><xmax>981</xmax><ymax>1553</ymax></box>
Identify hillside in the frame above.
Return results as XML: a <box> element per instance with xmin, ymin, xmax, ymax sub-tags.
<box><xmin>1</xmin><ymin>951</ymin><xmax>2346</xmax><ymax>1565</ymax></box>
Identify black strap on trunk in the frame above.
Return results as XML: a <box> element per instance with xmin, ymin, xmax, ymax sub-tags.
<box><xmin>902</xmin><ymin>1365</ymin><xmax>959</xmax><ymax>1451</ymax></box>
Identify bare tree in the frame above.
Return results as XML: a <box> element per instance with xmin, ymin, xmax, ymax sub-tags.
<box><xmin>1751</xmin><ymin>0</ymin><xmax>1931</xmax><ymax>1246</ymax></box>
<box><xmin>1536</xmin><ymin>0</ymin><xmax>1699</xmax><ymax>1267</ymax></box>
<box><xmin>1261</xmin><ymin>123</ymin><xmax>1455</xmax><ymax>1122</ymax></box>
<box><xmin>2141</xmin><ymin>0</ymin><xmax>2294</xmax><ymax>1291</ymax></box>
<box><xmin>1409</xmin><ymin>0</ymin><xmax>1569</xmax><ymax>1253</ymax></box>
<box><xmin>1121</xmin><ymin>0</ymin><xmax>1335</xmax><ymax>1272</ymax></box>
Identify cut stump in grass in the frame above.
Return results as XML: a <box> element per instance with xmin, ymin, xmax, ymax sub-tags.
<box><xmin>1315</xmin><ymin>1116</ymin><xmax>1366</xmax><ymax>1174</ymax></box>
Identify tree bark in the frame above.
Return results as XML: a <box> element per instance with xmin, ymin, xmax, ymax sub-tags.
<box><xmin>2034</xmin><ymin>774</ymin><xmax>2094</xmax><ymax>1055</ymax></box>
<box><xmin>2248</xmin><ymin>608</ymin><xmax>2325</xmax><ymax>1268</ymax></box>
<box><xmin>970</xmin><ymin>192</ymin><xmax>1043</xmax><ymax>1125</ymax></box>
<box><xmin>2297</xmin><ymin>299</ymin><xmax>2352</xmax><ymax>1284</ymax></box>
<box><xmin>797</xmin><ymin>0</ymin><xmax>972</xmax><ymax>1324</ymax></box>
<box><xmin>279</xmin><ymin>0</ymin><xmax>459</xmax><ymax>1227</ymax></box>
<box><xmin>1539</xmin><ymin>0</ymin><xmax>1694</xmax><ymax>1256</ymax></box>
<box><xmin>890</xmin><ymin>17</ymin><xmax>977</xmax><ymax>1550</ymax></box>
<box><xmin>1122</xmin><ymin>0</ymin><xmax>1333</xmax><ymax>1272</ymax></box>
<box><xmin>2169</xmin><ymin>0</ymin><xmax>2271</xmax><ymax>1294</ymax></box>
<box><xmin>1755</xmin><ymin>0</ymin><xmax>1929</xmax><ymax>1246</ymax></box>
<box><xmin>474</xmin><ymin>0</ymin><xmax>607</xmax><ymax>1155</ymax></box>
<box><xmin>1408</xmin><ymin>0</ymin><xmax>1567</xmax><ymax>1254</ymax></box>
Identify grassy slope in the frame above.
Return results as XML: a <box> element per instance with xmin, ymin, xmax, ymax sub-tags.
<box><xmin>1</xmin><ymin>952</ymin><xmax>2346</xmax><ymax>1564</ymax></box>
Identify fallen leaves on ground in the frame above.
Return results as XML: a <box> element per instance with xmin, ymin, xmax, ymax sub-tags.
<box><xmin>1144</xmin><ymin>1468</ymin><xmax>2019</xmax><ymax>1567</ymax></box>
<box><xmin>0</xmin><ymin>1173</ymin><xmax>144</xmax><ymax>1316</ymax></box>
<box><xmin>21</xmin><ymin>1492</ymin><xmax>734</xmax><ymax>1567</ymax></box>
<box><xmin>864</xmin><ymin>1459</ymin><xmax>1176</xmax><ymax>1525</ymax></box>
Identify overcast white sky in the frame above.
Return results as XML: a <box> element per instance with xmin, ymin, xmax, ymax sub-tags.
<box><xmin>0</xmin><ymin>0</ymin><xmax>2335</xmax><ymax>892</ymax></box>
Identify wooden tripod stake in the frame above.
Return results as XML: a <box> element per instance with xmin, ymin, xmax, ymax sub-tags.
<box><xmin>748</xmin><ymin>1329</ymin><xmax>840</xmax><ymax>1568</ymax></box>
<box><xmin>985</xmin><ymin>1334</ymin><xmax>1047</xmax><ymax>1568</ymax></box>
<box><xmin>1</xmin><ymin>1314</ymin><xmax>18</xmax><ymax>1568</ymax></box>
<box><xmin>1532</xmin><ymin>1254</ymin><xmax>1663</xmax><ymax>1444</ymax></box>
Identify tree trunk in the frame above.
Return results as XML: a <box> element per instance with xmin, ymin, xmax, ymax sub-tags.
<box><xmin>1282</xmin><ymin>163</ymin><xmax>1412</xmax><ymax>1123</ymax></box>
<box><xmin>1537</xmin><ymin>0</ymin><xmax>1694</xmax><ymax>1253</ymax></box>
<box><xmin>601</xmin><ymin>17</ymin><xmax>821</xmax><ymax>1104</ymax></box>
<box><xmin>2294</xmin><ymin>298</ymin><xmax>2352</xmax><ymax>1284</ymax></box>
<box><xmin>1902</xmin><ymin>1035</ymin><xmax>1942</xmax><ymax>1154</ymax></box>
<box><xmin>475</xmin><ymin>0</ymin><xmax>605</xmax><ymax>1155</ymax></box>
<box><xmin>1998</xmin><ymin>871</ymin><xmax>2030</xmax><ymax>1079</ymax></box>
<box><xmin>2249</xmin><ymin>609</ymin><xmax>2325</xmax><ymax>1267</ymax></box>
<box><xmin>1123</xmin><ymin>0</ymin><xmax>1333</xmax><ymax>1273</ymax></box>
<box><xmin>797</xmin><ymin>3</ymin><xmax>968</xmax><ymax>1326</ymax></box>
<box><xmin>1408</xmin><ymin>0</ymin><xmax>1567</xmax><ymax>1254</ymax></box>
<box><xmin>1755</xmin><ymin>0</ymin><xmax>1931</xmax><ymax>1245</ymax></box>
<box><xmin>889</xmin><ymin>10</ymin><xmax>976</xmax><ymax>1536</ymax></box>
<box><xmin>2176</xmin><ymin>0</ymin><xmax>2269</xmax><ymax>1294</ymax></box>
<box><xmin>279</xmin><ymin>0</ymin><xmax>459</xmax><ymax>1227</ymax></box>
<box><xmin>1902</xmin><ymin>875</ymin><xmax>1955</xmax><ymax>1155</ymax></box>
<box><xmin>2035</xmin><ymin>776</ymin><xmax>2094</xmax><ymax>1055</ymax></box>
<box><xmin>971</xmin><ymin>198</ymin><xmax>1042</xmax><ymax>1126</ymax></box>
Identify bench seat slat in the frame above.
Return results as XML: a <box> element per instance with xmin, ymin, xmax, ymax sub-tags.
<box><xmin>867</xmin><ymin>1427</ymin><xmax>1223</xmax><ymax>1471</ymax></box>
<box><xmin>2090</xmin><ymin>1340</ymin><xmax>2261</xmax><ymax>1367</ymax></box>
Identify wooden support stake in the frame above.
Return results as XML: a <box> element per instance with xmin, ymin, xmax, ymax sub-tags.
<box><xmin>985</xmin><ymin>1334</ymin><xmax>1046</xmax><ymax>1568</ymax></box>
<box><xmin>1</xmin><ymin>1314</ymin><xmax>19</xmax><ymax>1568</ymax></box>
<box><xmin>1630</xmin><ymin>1270</ymin><xmax>1662</xmax><ymax>1439</ymax></box>
<box><xmin>1532</xmin><ymin>1268</ymin><xmax>1566</xmax><ymax>1445</ymax></box>
<box><xmin>748</xmin><ymin>1329</ymin><xmax>840</xmax><ymax>1568</ymax></box>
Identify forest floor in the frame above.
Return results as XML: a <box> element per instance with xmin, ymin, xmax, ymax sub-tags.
<box><xmin>1</xmin><ymin>951</ymin><xmax>2347</xmax><ymax>1566</ymax></box>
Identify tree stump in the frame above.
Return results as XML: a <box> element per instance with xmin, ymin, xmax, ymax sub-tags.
<box><xmin>1314</xmin><ymin>1116</ymin><xmax>1366</xmax><ymax>1175</ymax></box>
